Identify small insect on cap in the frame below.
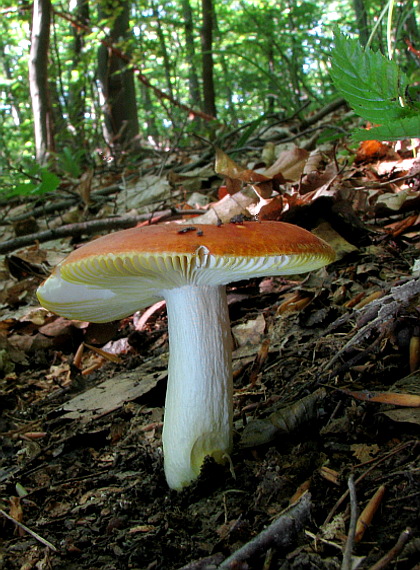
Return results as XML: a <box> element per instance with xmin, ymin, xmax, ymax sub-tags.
<box><xmin>37</xmin><ymin>221</ymin><xmax>335</xmax><ymax>322</ymax></box>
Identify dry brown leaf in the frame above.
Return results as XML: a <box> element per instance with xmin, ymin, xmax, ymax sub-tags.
<box><xmin>350</xmin><ymin>443</ymin><xmax>379</xmax><ymax>463</ymax></box>
<box><xmin>264</xmin><ymin>147</ymin><xmax>309</xmax><ymax>181</ymax></box>
<box><xmin>354</xmin><ymin>485</ymin><xmax>386</xmax><ymax>543</ymax></box>
<box><xmin>215</xmin><ymin>148</ymin><xmax>281</xmax><ymax>199</ymax></box>
<box><xmin>382</xmin><ymin>408</ymin><xmax>420</xmax><ymax>426</ymax></box>
<box><xmin>258</xmin><ymin>196</ymin><xmax>284</xmax><ymax>220</ymax></box>
<box><xmin>215</xmin><ymin>147</ymin><xmax>244</xmax><ymax>179</ymax></box>
<box><xmin>60</xmin><ymin>367</ymin><xmax>167</xmax><ymax>421</ymax></box>
<box><xmin>355</xmin><ymin>140</ymin><xmax>394</xmax><ymax>162</ymax></box>
<box><xmin>341</xmin><ymin>389</ymin><xmax>420</xmax><ymax>407</ymax></box>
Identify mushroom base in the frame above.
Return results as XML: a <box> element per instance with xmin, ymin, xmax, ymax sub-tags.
<box><xmin>162</xmin><ymin>284</ymin><xmax>233</xmax><ymax>490</ymax></box>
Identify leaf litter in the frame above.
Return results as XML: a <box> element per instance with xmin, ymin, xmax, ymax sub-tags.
<box><xmin>0</xmin><ymin>117</ymin><xmax>420</xmax><ymax>569</ymax></box>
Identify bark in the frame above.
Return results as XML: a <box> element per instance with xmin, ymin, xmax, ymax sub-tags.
<box><xmin>200</xmin><ymin>0</ymin><xmax>217</xmax><ymax>117</ymax></box>
<box><xmin>0</xmin><ymin>43</ymin><xmax>23</xmax><ymax>125</ymax></box>
<box><xmin>152</xmin><ymin>2</ymin><xmax>174</xmax><ymax>101</ymax></box>
<box><xmin>29</xmin><ymin>0</ymin><xmax>55</xmax><ymax>165</ymax></box>
<box><xmin>181</xmin><ymin>0</ymin><xmax>201</xmax><ymax>108</ymax></box>
<box><xmin>352</xmin><ymin>0</ymin><xmax>369</xmax><ymax>46</ymax></box>
<box><xmin>141</xmin><ymin>82</ymin><xmax>159</xmax><ymax>139</ymax></box>
<box><xmin>68</xmin><ymin>0</ymin><xmax>90</xmax><ymax>143</ymax></box>
<box><xmin>267</xmin><ymin>44</ymin><xmax>276</xmax><ymax>114</ymax></box>
<box><xmin>403</xmin><ymin>0</ymin><xmax>420</xmax><ymax>67</ymax></box>
<box><xmin>97</xmin><ymin>0</ymin><xmax>139</xmax><ymax>151</ymax></box>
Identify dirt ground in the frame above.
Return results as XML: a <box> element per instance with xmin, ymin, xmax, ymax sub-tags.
<box><xmin>1</xmin><ymin>140</ymin><xmax>420</xmax><ymax>569</ymax></box>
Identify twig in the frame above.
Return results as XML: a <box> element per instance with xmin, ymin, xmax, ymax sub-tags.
<box><xmin>341</xmin><ymin>475</ymin><xmax>358</xmax><ymax>570</ymax></box>
<box><xmin>323</xmin><ymin>440</ymin><xmax>415</xmax><ymax>526</ymax></box>
<box><xmin>368</xmin><ymin>527</ymin><xmax>412</xmax><ymax>570</ymax></box>
<box><xmin>0</xmin><ymin>209</ymin><xmax>207</xmax><ymax>254</ymax></box>
<box><xmin>217</xmin><ymin>492</ymin><xmax>311</xmax><ymax>569</ymax></box>
<box><xmin>7</xmin><ymin>183</ymin><xmax>126</xmax><ymax>223</ymax></box>
<box><xmin>0</xmin><ymin>509</ymin><xmax>58</xmax><ymax>552</ymax></box>
<box><xmin>322</xmin><ymin>278</ymin><xmax>420</xmax><ymax>373</ymax></box>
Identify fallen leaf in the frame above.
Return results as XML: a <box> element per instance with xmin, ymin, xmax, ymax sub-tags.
<box><xmin>60</xmin><ymin>366</ymin><xmax>167</xmax><ymax>421</ymax></box>
<box><xmin>264</xmin><ymin>147</ymin><xmax>309</xmax><ymax>181</ymax></box>
<box><xmin>341</xmin><ymin>389</ymin><xmax>420</xmax><ymax>407</ymax></box>
<box><xmin>350</xmin><ymin>443</ymin><xmax>380</xmax><ymax>462</ymax></box>
<box><xmin>382</xmin><ymin>408</ymin><xmax>420</xmax><ymax>426</ymax></box>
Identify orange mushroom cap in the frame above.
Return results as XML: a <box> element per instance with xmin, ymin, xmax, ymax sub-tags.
<box><xmin>37</xmin><ymin>221</ymin><xmax>335</xmax><ymax>323</ymax></box>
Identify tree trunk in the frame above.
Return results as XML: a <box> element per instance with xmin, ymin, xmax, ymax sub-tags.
<box><xmin>352</xmin><ymin>0</ymin><xmax>369</xmax><ymax>46</ymax></box>
<box><xmin>68</xmin><ymin>0</ymin><xmax>90</xmax><ymax>145</ymax></box>
<box><xmin>181</xmin><ymin>0</ymin><xmax>201</xmax><ymax>108</ymax></box>
<box><xmin>97</xmin><ymin>0</ymin><xmax>139</xmax><ymax>151</ymax></box>
<box><xmin>0</xmin><ymin>43</ymin><xmax>23</xmax><ymax>125</ymax></box>
<box><xmin>152</xmin><ymin>2</ymin><xmax>174</xmax><ymax>101</ymax></box>
<box><xmin>403</xmin><ymin>0</ymin><xmax>420</xmax><ymax>67</ymax></box>
<box><xmin>141</xmin><ymin>82</ymin><xmax>159</xmax><ymax>140</ymax></box>
<box><xmin>200</xmin><ymin>0</ymin><xmax>217</xmax><ymax>117</ymax></box>
<box><xmin>29</xmin><ymin>0</ymin><xmax>55</xmax><ymax>165</ymax></box>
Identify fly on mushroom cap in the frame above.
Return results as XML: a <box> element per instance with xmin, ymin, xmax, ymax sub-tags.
<box><xmin>37</xmin><ymin>221</ymin><xmax>335</xmax><ymax>490</ymax></box>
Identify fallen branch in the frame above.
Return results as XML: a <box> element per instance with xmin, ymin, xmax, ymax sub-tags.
<box><xmin>368</xmin><ymin>527</ymin><xmax>412</xmax><ymax>570</ymax></box>
<box><xmin>322</xmin><ymin>278</ymin><xmax>420</xmax><ymax>374</ymax></box>
<box><xmin>217</xmin><ymin>492</ymin><xmax>311</xmax><ymax>569</ymax></box>
<box><xmin>7</xmin><ymin>181</ymin><xmax>130</xmax><ymax>223</ymax></box>
<box><xmin>0</xmin><ymin>209</ymin><xmax>206</xmax><ymax>254</ymax></box>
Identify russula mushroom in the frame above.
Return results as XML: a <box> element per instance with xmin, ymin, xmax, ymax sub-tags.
<box><xmin>37</xmin><ymin>222</ymin><xmax>335</xmax><ymax>490</ymax></box>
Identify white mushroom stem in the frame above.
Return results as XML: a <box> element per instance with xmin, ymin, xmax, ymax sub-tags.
<box><xmin>162</xmin><ymin>284</ymin><xmax>233</xmax><ymax>490</ymax></box>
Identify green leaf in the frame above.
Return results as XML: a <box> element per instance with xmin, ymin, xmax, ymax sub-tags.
<box><xmin>353</xmin><ymin>114</ymin><xmax>420</xmax><ymax>141</ymax></box>
<box><xmin>38</xmin><ymin>169</ymin><xmax>60</xmax><ymax>194</ymax></box>
<box><xmin>6</xmin><ymin>182</ymin><xmax>38</xmax><ymax>197</ymax></box>
<box><xmin>330</xmin><ymin>32</ymin><xmax>409</xmax><ymax>123</ymax></box>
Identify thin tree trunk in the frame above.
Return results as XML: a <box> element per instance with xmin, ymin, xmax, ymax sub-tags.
<box><xmin>0</xmin><ymin>43</ymin><xmax>23</xmax><ymax>125</ymax></box>
<box><xmin>285</xmin><ymin>1</ymin><xmax>302</xmax><ymax>106</ymax></box>
<box><xmin>352</xmin><ymin>0</ymin><xmax>369</xmax><ymax>46</ymax></box>
<box><xmin>267</xmin><ymin>45</ymin><xmax>276</xmax><ymax>114</ymax></box>
<box><xmin>181</xmin><ymin>0</ymin><xmax>201</xmax><ymax>108</ymax></box>
<box><xmin>152</xmin><ymin>2</ymin><xmax>174</xmax><ymax>101</ymax></box>
<box><xmin>141</xmin><ymin>82</ymin><xmax>159</xmax><ymax>140</ymax></box>
<box><xmin>68</xmin><ymin>0</ymin><xmax>90</xmax><ymax>144</ymax></box>
<box><xmin>219</xmin><ymin>53</ymin><xmax>237</xmax><ymax>125</ymax></box>
<box><xmin>29</xmin><ymin>0</ymin><xmax>55</xmax><ymax>165</ymax></box>
<box><xmin>97</xmin><ymin>0</ymin><xmax>139</xmax><ymax>151</ymax></box>
<box><xmin>200</xmin><ymin>0</ymin><xmax>217</xmax><ymax>117</ymax></box>
<box><xmin>403</xmin><ymin>0</ymin><xmax>420</xmax><ymax>67</ymax></box>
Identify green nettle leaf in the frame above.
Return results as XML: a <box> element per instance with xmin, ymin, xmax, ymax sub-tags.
<box><xmin>330</xmin><ymin>32</ymin><xmax>408</xmax><ymax>123</ymax></box>
<box><xmin>330</xmin><ymin>32</ymin><xmax>420</xmax><ymax>141</ymax></box>
<box><xmin>353</xmin><ymin>115</ymin><xmax>420</xmax><ymax>141</ymax></box>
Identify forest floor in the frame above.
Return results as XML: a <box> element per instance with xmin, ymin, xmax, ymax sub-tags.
<box><xmin>0</xmin><ymin>110</ymin><xmax>419</xmax><ymax>570</ymax></box>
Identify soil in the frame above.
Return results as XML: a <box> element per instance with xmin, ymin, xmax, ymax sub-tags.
<box><xmin>1</xmin><ymin>146</ymin><xmax>420</xmax><ymax>569</ymax></box>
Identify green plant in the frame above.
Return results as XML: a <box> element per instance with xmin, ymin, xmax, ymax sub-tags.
<box><xmin>58</xmin><ymin>147</ymin><xmax>85</xmax><ymax>179</ymax></box>
<box><xmin>330</xmin><ymin>32</ymin><xmax>420</xmax><ymax>141</ymax></box>
<box><xmin>3</xmin><ymin>164</ymin><xmax>60</xmax><ymax>199</ymax></box>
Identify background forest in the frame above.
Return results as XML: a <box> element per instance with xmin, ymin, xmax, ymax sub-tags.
<box><xmin>1</xmin><ymin>0</ymin><xmax>419</xmax><ymax>197</ymax></box>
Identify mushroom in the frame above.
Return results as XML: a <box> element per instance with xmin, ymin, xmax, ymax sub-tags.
<box><xmin>37</xmin><ymin>221</ymin><xmax>335</xmax><ymax>490</ymax></box>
